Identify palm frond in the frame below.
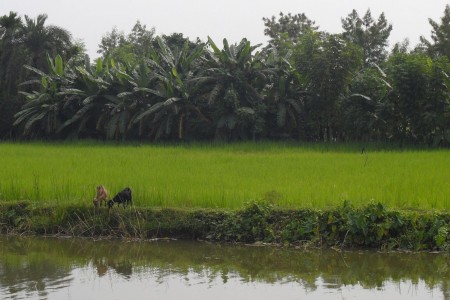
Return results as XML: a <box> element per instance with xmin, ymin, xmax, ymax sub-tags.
<box><xmin>13</xmin><ymin>108</ymin><xmax>38</xmax><ymax>126</ymax></box>
<box><xmin>350</xmin><ymin>93</ymin><xmax>372</xmax><ymax>102</ymax></box>
<box><xmin>24</xmin><ymin>111</ymin><xmax>47</xmax><ymax>134</ymax></box>
<box><xmin>207</xmin><ymin>36</ymin><xmax>222</xmax><ymax>56</ymax></box>
<box><xmin>133</xmin><ymin>87</ymin><xmax>163</xmax><ymax>97</ymax></box>
<box><xmin>18</xmin><ymin>79</ymin><xmax>41</xmax><ymax>86</ymax></box>
<box><xmin>24</xmin><ymin>65</ymin><xmax>47</xmax><ymax>77</ymax></box>
<box><xmin>185</xmin><ymin>43</ymin><xmax>205</xmax><ymax>67</ymax></box>
<box><xmin>117</xmin><ymin>92</ymin><xmax>133</xmax><ymax>98</ymax></box>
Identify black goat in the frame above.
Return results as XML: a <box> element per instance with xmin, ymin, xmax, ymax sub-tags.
<box><xmin>108</xmin><ymin>187</ymin><xmax>132</xmax><ymax>208</ymax></box>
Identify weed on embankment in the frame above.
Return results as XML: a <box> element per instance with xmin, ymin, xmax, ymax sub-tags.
<box><xmin>1</xmin><ymin>201</ymin><xmax>449</xmax><ymax>251</ymax></box>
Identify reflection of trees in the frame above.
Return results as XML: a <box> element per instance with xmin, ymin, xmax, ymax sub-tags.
<box><xmin>442</xmin><ymin>280</ymin><xmax>450</xmax><ymax>300</ymax></box>
<box><xmin>0</xmin><ymin>252</ymin><xmax>72</xmax><ymax>299</ymax></box>
<box><xmin>0</xmin><ymin>236</ymin><xmax>449</xmax><ymax>298</ymax></box>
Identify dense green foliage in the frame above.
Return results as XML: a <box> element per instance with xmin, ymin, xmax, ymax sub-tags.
<box><xmin>1</xmin><ymin>200</ymin><xmax>449</xmax><ymax>250</ymax></box>
<box><xmin>0</xmin><ymin>6</ymin><xmax>449</xmax><ymax>145</ymax></box>
<box><xmin>0</xmin><ymin>142</ymin><xmax>448</xmax><ymax>210</ymax></box>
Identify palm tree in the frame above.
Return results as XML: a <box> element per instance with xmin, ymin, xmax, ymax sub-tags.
<box><xmin>14</xmin><ymin>55</ymin><xmax>80</xmax><ymax>138</ymax></box>
<box><xmin>0</xmin><ymin>12</ymin><xmax>25</xmax><ymax>137</ymax></box>
<box><xmin>1</xmin><ymin>12</ymin><xmax>82</xmax><ymax>138</ymax></box>
<box><xmin>22</xmin><ymin>14</ymin><xmax>74</xmax><ymax>70</ymax></box>
<box><xmin>0</xmin><ymin>12</ymin><xmax>24</xmax><ymax>95</ymax></box>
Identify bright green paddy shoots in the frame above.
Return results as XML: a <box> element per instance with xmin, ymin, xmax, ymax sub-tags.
<box><xmin>0</xmin><ymin>142</ymin><xmax>448</xmax><ymax>210</ymax></box>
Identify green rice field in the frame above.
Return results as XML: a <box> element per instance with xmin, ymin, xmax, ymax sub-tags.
<box><xmin>0</xmin><ymin>142</ymin><xmax>448</xmax><ymax>210</ymax></box>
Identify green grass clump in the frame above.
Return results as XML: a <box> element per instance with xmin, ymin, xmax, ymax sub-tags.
<box><xmin>0</xmin><ymin>141</ymin><xmax>448</xmax><ymax>210</ymax></box>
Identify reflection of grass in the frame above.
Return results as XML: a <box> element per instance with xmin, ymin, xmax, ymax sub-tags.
<box><xmin>0</xmin><ymin>142</ymin><xmax>448</xmax><ymax>210</ymax></box>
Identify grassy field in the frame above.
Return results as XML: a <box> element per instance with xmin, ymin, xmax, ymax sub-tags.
<box><xmin>0</xmin><ymin>142</ymin><xmax>448</xmax><ymax>210</ymax></box>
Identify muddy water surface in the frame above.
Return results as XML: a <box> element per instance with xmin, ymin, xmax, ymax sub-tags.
<box><xmin>0</xmin><ymin>236</ymin><xmax>448</xmax><ymax>300</ymax></box>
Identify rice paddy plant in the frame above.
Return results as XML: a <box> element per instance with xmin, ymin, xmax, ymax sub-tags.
<box><xmin>0</xmin><ymin>141</ymin><xmax>448</xmax><ymax>210</ymax></box>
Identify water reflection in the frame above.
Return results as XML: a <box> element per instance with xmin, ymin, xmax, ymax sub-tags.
<box><xmin>0</xmin><ymin>236</ymin><xmax>449</xmax><ymax>299</ymax></box>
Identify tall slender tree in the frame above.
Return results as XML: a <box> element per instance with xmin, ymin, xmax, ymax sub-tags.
<box><xmin>384</xmin><ymin>53</ymin><xmax>450</xmax><ymax>144</ymax></box>
<box><xmin>98</xmin><ymin>21</ymin><xmax>156</xmax><ymax>66</ymax></box>
<box><xmin>294</xmin><ymin>31</ymin><xmax>362</xmax><ymax>141</ymax></box>
<box><xmin>341</xmin><ymin>9</ymin><xmax>392</xmax><ymax>66</ymax></box>
<box><xmin>263</xmin><ymin>12</ymin><xmax>318</xmax><ymax>52</ymax></box>
<box><xmin>420</xmin><ymin>4</ymin><xmax>450</xmax><ymax>59</ymax></box>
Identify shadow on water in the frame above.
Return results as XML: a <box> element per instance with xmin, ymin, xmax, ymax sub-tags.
<box><xmin>1</xmin><ymin>235</ymin><xmax>450</xmax><ymax>299</ymax></box>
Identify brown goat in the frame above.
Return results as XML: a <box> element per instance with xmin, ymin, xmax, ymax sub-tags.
<box><xmin>93</xmin><ymin>185</ymin><xmax>108</xmax><ymax>207</ymax></box>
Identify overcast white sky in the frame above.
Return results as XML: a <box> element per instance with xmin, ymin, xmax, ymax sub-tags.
<box><xmin>1</xmin><ymin>0</ymin><xmax>449</xmax><ymax>58</ymax></box>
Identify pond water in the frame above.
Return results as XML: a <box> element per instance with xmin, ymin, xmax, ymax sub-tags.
<box><xmin>0</xmin><ymin>236</ymin><xmax>449</xmax><ymax>300</ymax></box>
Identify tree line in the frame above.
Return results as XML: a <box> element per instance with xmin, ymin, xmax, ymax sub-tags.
<box><xmin>1</xmin><ymin>7</ymin><xmax>449</xmax><ymax>145</ymax></box>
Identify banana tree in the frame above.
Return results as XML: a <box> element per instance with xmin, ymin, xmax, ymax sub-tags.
<box><xmin>197</xmin><ymin>37</ymin><xmax>269</xmax><ymax>140</ymax></box>
<box><xmin>56</xmin><ymin>57</ymin><xmax>113</xmax><ymax>138</ymax></box>
<box><xmin>58</xmin><ymin>57</ymin><xmax>142</xmax><ymax>140</ymax></box>
<box><xmin>100</xmin><ymin>61</ymin><xmax>141</xmax><ymax>140</ymax></box>
<box><xmin>264</xmin><ymin>50</ymin><xmax>306</xmax><ymax>139</ymax></box>
<box><xmin>132</xmin><ymin>36</ymin><xmax>208</xmax><ymax>140</ymax></box>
